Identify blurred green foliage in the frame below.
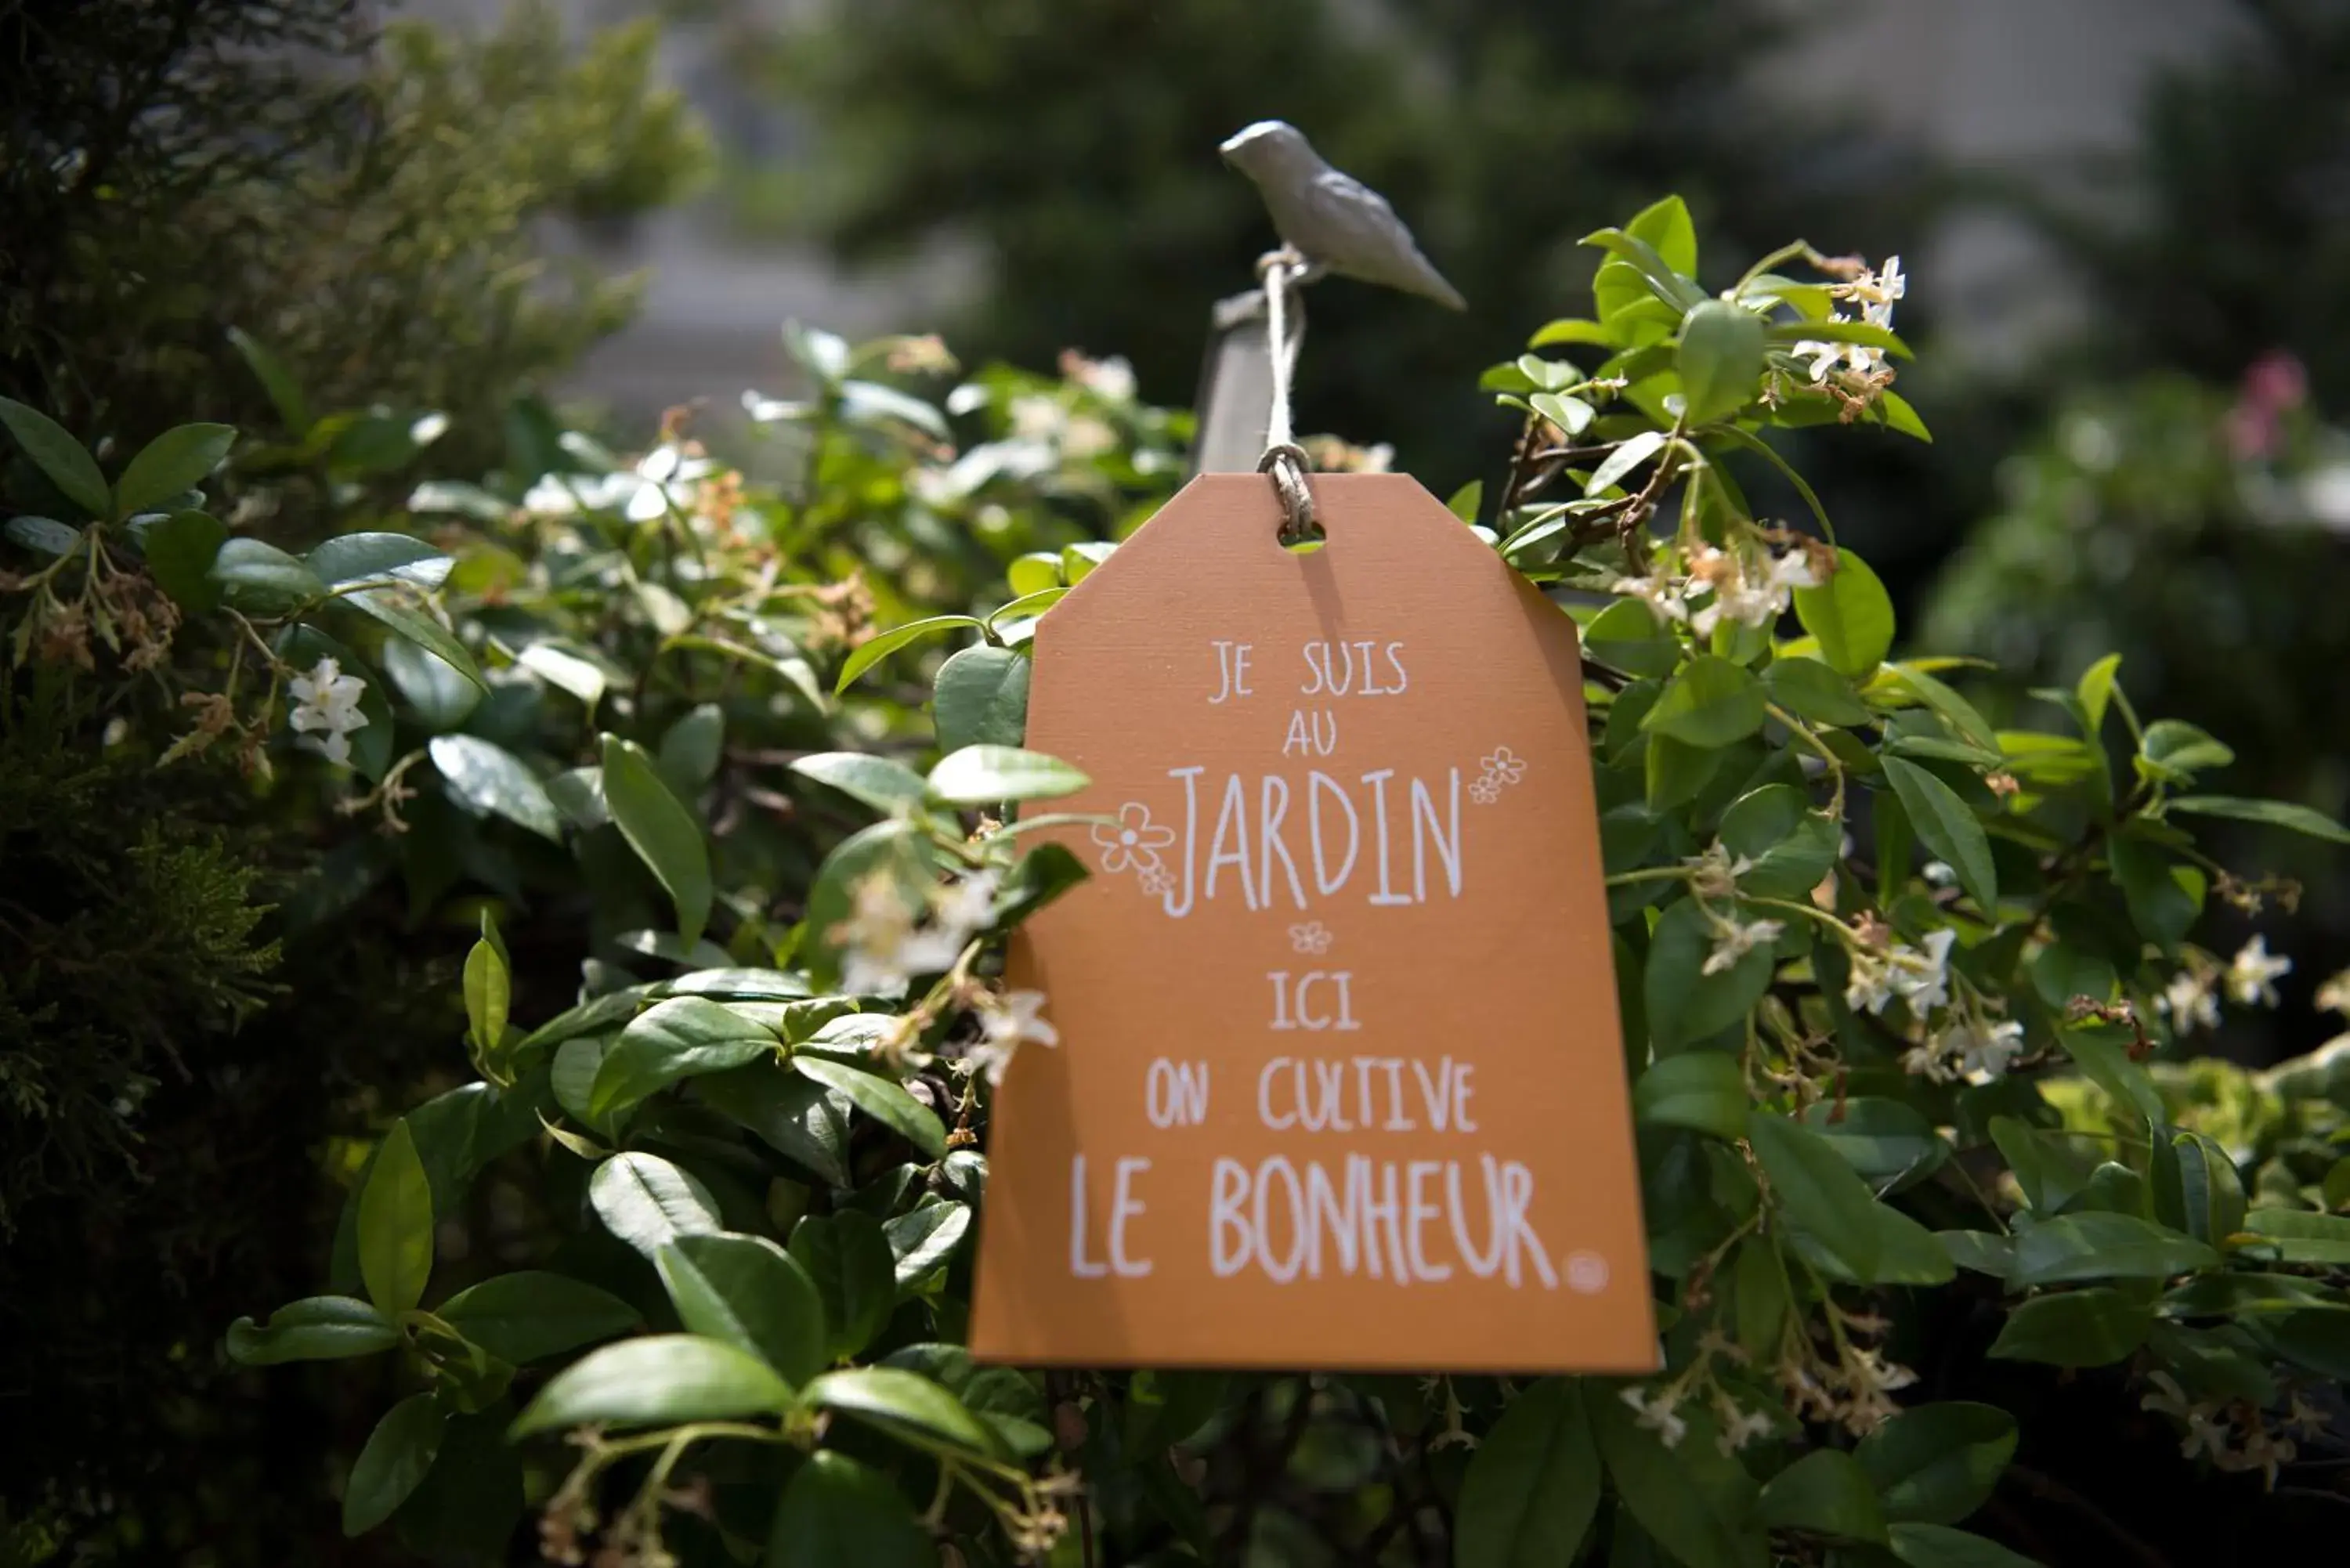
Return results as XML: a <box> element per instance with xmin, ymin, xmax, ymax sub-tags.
<box><xmin>0</xmin><ymin>0</ymin><xmax>710</xmax><ymax>457</ymax></box>
<box><xmin>752</xmin><ymin>0</ymin><xmax>1930</xmax><ymax>485</ymax></box>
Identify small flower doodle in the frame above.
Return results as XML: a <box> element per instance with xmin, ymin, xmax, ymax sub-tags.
<box><xmin>1470</xmin><ymin>744</ymin><xmax>1528</xmax><ymax>806</ymax></box>
<box><xmin>1289</xmin><ymin>921</ymin><xmax>1335</xmax><ymax>956</ymax></box>
<box><xmin>1090</xmin><ymin>801</ymin><xmax>1177</xmax><ymax>876</ymax></box>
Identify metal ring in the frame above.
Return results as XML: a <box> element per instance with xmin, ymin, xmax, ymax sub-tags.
<box><xmin>1257</xmin><ymin>443</ymin><xmax>1319</xmax><ymax>544</ymax></box>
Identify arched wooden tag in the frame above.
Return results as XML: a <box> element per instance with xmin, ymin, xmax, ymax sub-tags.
<box><xmin>970</xmin><ymin>473</ymin><xmax>1654</xmax><ymax>1373</ymax></box>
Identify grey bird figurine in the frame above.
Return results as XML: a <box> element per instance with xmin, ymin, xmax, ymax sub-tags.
<box><xmin>1220</xmin><ymin>121</ymin><xmax>1466</xmax><ymax>310</ymax></box>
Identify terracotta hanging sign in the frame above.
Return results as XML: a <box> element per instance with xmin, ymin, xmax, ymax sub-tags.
<box><xmin>969</xmin><ymin>473</ymin><xmax>1654</xmax><ymax>1373</ymax></box>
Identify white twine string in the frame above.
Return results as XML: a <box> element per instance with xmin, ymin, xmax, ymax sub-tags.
<box><xmin>1256</xmin><ymin>249</ymin><xmax>1318</xmax><ymax>540</ymax></box>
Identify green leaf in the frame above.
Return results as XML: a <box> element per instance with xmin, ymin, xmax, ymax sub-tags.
<box><xmin>115</xmin><ymin>423</ymin><xmax>237</xmax><ymax>518</ymax></box>
<box><xmin>1748</xmin><ymin>1111</ymin><xmax>1882</xmax><ymax>1282</ymax></box>
<box><xmin>1593</xmin><ymin>1388</ymin><xmax>1766</xmax><ymax>1568</ymax></box>
<box><xmin>2109</xmin><ymin>835</ymin><xmax>2201</xmax><ymax>952</ymax></box>
<box><xmin>1881</xmin><ymin>759</ymin><xmax>1996</xmax><ymax>914</ymax></box>
<box><xmin>436</xmin><ymin>1271</ymin><xmax>641</xmax><ymax>1364</ymax></box>
<box><xmin>657</xmin><ymin>1232</ymin><xmax>826</xmax><ymax>1386</ymax></box>
<box><xmin>790</xmin><ymin>1211</ymin><xmax>897</xmax><ymax>1360</ymax></box>
<box><xmin>212</xmin><ymin>537</ymin><xmax>324</xmax><ymax>610</ymax></box>
<box><xmin>1756</xmin><ymin>1448</ymin><xmax>1885</xmax><ymax>1542</ymax></box>
<box><xmin>358</xmin><ymin>1120</ymin><xmax>434</xmax><ymax>1315</ymax></box>
<box><xmin>588</xmin><ymin>1151</ymin><xmax>721</xmax><ymax>1259</ymax></box>
<box><xmin>1455</xmin><ymin>1378</ymin><xmax>1601</xmax><ymax>1568</ymax></box>
<box><xmin>1987</xmin><ymin>1288</ymin><xmax>2153</xmax><ymax>1367</ymax></box>
<box><xmin>2008</xmin><ymin>1212</ymin><xmax>2218</xmax><ymax>1287</ymax></box>
<box><xmin>591</xmin><ymin>997</ymin><xmax>776</xmax><ymax>1120</ymax></box>
<box><xmin>1643</xmin><ymin>656</ymin><xmax>1766</xmax><ymax>748</ymax></box>
<box><xmin>2242</xmin><ymin>1208</ymin><xmax>2350</xmax><ymax>1264</ymax></box>
<box><xmin>1793</xmin><ymin>549</ymin><xmax>1895</xmax><ymax>677</ymax></box>
<box><xmin>307</xmin><ymin>531</ymin><xmax>452</xmax><ymax>591</ymax></box>
<box><xmin>766</xmin><ymin>1450</ymin><xmax>937</xmax><ymax>1568</ymax></box>
<box><xmin>885</xmin><ymin>1200</ymin><xmax>973</xmax><ymax>1288</ymax></box>
<box><xmin>1718</xmin><ymin>784</ymin><xmax>1841</xmax><ymax>899</ymax></box>
<box><xmin>228</xmin><ymin>327</ymin><xmax>312</xmax><ymax>435</ymax></box>
<box><xmin>1801</xmin><ymin>1098</ymin><xmax>1947</xmax><ymax>1188</ymax></box>
<box><xmin>791</xmin><ymin>752</ymin><xmax>930</xmax><ymax>815</ymax></box>
<box><xmin>1529</xmin><ymin>318</ymin><xmax>1612</xmax><ymax>348</ymax></box>
<box><xmin>2138</xmin><ymin>718</ymin><xmax>2233</xmax><ymax>783</ymax></box>
<box><xmin>1763</xmin><ymin>656</ymin><xmax>1871</xmax><ymax>726</ymax></box>
<box><xmin>1734</xmin><ymin>1237</ymin><xmax>1790</xmax><ymax>1360</ymax></box>
<box><xmin>792</xmin><ymin>1056</ymin><xmax>947</xmax><ymax>1158</ymax></box>
<box><xmin>343</xmin><ymin>1393</ymin><xmax>445</xmax><ymax>1536</ymax></box>
<box><xmin>381</xmin><ymin>635</ymin><xmax>482</xmax><ymax>732</ymax></box>
<box><xmin>1586</xmin><ymin>429</ymin><xmax>1668</xmax><ymax>497</ymax></box>
<box><xmin>1887</xmin><ymin>1523</ymin><xmax>2040</xmax><ymax>1568</ymax></box>
<box><xmin>1529</xmin><ymin>392</ymin><xmax>1596</xmax><ymax>436</ymax></box>
<box><xmin>601</xmin><ymin>733</ymin><xmax>714</xmax><ymax>948</ymax></box>
<box><xmin>463</xmin><ymin>916</ymin><xmax>509</xmax><ymax>1055</ymax></box>
<box><xmin>658</xmin><ymin>703</ymin><xmax>725</xmax><ymax>798</ymax></box>
<box><xmin>428</xmin><ymin>735</ymin><xmax>562</xmax><ymax>842</ymax></box>
<box><xmin>517</xmin><ymin>641</ymin><xmax>608</xmax><ymax>712</ymax></box>
<box><xmin>128</xmin><ymin>510</ymin><xmax>227</xmax><ymax>618</ymax></box>
<box><xmin>1584</xmin><ymin>598</ymin><xmax>1682</xmax><ymax>678</ymax></box>
<box><xmin>2167</xmin><ymin>795</ymin><xmax>2350</xmax><ymax>845</ymax></box>
<box><xmin>1643</xmin><ymin>897</ymin><xmax>1776</xmax><ymax>1050</ymax></box>
<box><xmin>1856</xmin><ymin>1403</ymin><xmax>2016</xmax><ymax>1525</ymax></box>
<box><xmin>802</xmin><ymin>1367</ymin><xmax>999</xmax><ymax>1456</ymax></box>
<box><xmin>834</xmin><ymin>615</ymin><xmax>982</xmax><ymax>694</ymax></box>
<box><xmin>342</xmin><ymin>587</ymin><xmax>486</xmax><ymax>694</ymax></box>
<box><xmin>925</xmin><ymin>744</ymin><xmax>1089</xmax><ymax>805</ymax></box>
<box><xmin>5</xmin><ymin>515</ymin><xmax>80</xmax><ymax>555</ymax></box>
<box><xmin>698</xmin><ymin>1064</ymin><xmax>853</xmax><ymax>1186</ymax></box>
<box><xmin>1635</xmin><ymin>1052</ymin><xmax>1748</xmax><ymax>1140</ymax></box>
<box><xmin>510</xmin><ymin>1335</ymin><xmax>793</xmax><ymax>1437</ymax></box>
<box><xmin>0</xmin><ymin>398</ymin><xmax>109</xmax><ymax>516</ymax></box>
<box><xmin>226</xmin><ymin>1296</ymin><xmax>399</xmax><ymax>1364</ymax></box>
<box><xmin>934</xmin><ymin>644</ymin><xmax>1031</xmax><ymax>753</ymax></box>
<box><xmin>2075</xmin><ymin>654</ymin><xmax>2122</xmax><ymax>735</ymax></box>
<box><xmin>1678</xmin><ymin>302</ymin><xmax>1767</xmax><ymax>425</ymax></box>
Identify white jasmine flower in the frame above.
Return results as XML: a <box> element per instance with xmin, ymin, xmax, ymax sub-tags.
<box><xmin>287</xmin><ymin>656</ymin><xmax>370</xmax><ymax>766</ymax></box>
<box><xmin>1078</xmin><ymin>356</ymin><xmax>1136</xmax><ymax>403</ymax></box>
<box><xmin>2157</xmin><ymin>970</ymin><xmax>2222</xmax><ymax>1032</ymax></box>
<box><xmin>1704</xmin><ymin>916</ymin><xmax>1783</xmax><ymax>976</ymax></box>
<box><xmin>1846</xmin><ymin>950</ymin><xmax>1900</xmax><ymax>1015</ymax></box>
<box><xmin>1954</xmin><ymin>1017</ymin><xmax>2025</xmax><ymax>1078</ymax></box>
<box><xmin>1716</xmin><ymin>1400</ymin><xmax>1773</xmax><ymax>1455</ymax></box>
<box><xmin>1892</xmin><ymin>927</ymin><xmax>1958</xmax><ymax>1014</ymax></box>
<box><xmin>2316</xmin><ymin>969</ymin><xmax>2350</xmax><ymax>1019</ymax></box>
<box><xmin>931</xmin><ymin>871</ymin><xmax>1001</xmax><ymax>938</ymax></box>
<box><xmin>1900</xmin><ymin>1039</ymin><xmax>1954</xmax><ymax>1083</ymax></box>
<box><xmin>1795</xmin><ymin>313</ymin><xmax>1886</xmax><ymax>383</ymax></box>
<box><xmin>1607</xmin><ymin>566</ymin><xmax>1690</xmax><ymax>625</ymax></box>
<box><xmin>964</xmin><ymin>988</ymin><xmax>1060</xmax><ymax>1086</ymax></box>
<box><xmin>1766</xmin><ymin>549</ymin><xmax>1820</xmax><ymax>592</ymax></box>
<box><xmin>1618</xmin><ymin>1386</ymin><xmax>1687</xmax><ymax>1449</ymax></box>
<box><xmin>2227</xmin><ymin>934</ymin><xmax>2292</xmax><ymax>1007</ymax></box>
<box><xmin>1922</xmin><ymin>860</ymin><xmax>1958</xmax><ymax>887</ymax></box>
<box><xmin>1684</xmin><ymin>841</ymin><xmax>1754</xmax><ymax>901</ymax></box>
<box><xmin>1062</xmin><ymin>415</ymin><xmax>1118</xmax><ymax>460</ymax></box>
<box><xmin>1010</xmin><ymin>395</ymin><xmax>1065</xmax><ymax>442</ymax></box>
<box><xmin>1851</xmin><ymin>255</ymin><xmax>1906</xmax><ymax>326</ymax></box>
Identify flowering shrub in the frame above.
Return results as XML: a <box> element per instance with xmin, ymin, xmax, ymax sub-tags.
<box><xmin>9</xmin><ymin>201</ymin><xmax>2350</xmax><ymax>1566</ymax></box>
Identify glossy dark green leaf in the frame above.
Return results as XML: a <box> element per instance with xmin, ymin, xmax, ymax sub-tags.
<box><xmin>933</xmin><ymin>643</ymin><xmax>1031</xmax><ymax>753</ymax></box>
<box><xmin>833</xmin><ymin>614</ymin><xmax>982</xmax><ymax>694</ymax></box>
<box><xmin>790</xmin><ymin>751</ymin><xmax>929</xmax><ymax>816</ymax></box>
<box><xmin>1881</xmin><ymin>757</ymin><xmax>1996</xmax><ymax>914</ymax></box>
<box><xmin>1679</xmin><ymin>301</ymin><xmax>1767</xmax><ymax>425</ymax></box>
<box><xmin>510</xmin><ymin>1335</ymin><xmax>793</xmax><ymax>1436</ymax></box>
<box><xmin>790</xmin><ymin>1056</ymin><xmax>946</xmax><ymax>1158</ymax></box>
<box><xmin>790</xmin><ymin>1210</ymin><xmax>896</xmax><ymax>1361</ymax></box>
<box><xmin>697</xmin><ymin>1064</ymin><xmax>853</xmax><ymax>1186</ymax></box>
<box><xmin>114</xmin><ymin>423</ymin><xmax>235</xmax><ymax>518</ymax></box>
<box><xmin>1643</xmin><ymin>897</ymin><xmax>1777</xmax><ymax>1050</ymax></box>
<box><xmin>358</xmin><ymin>1120</ymin><xmax>434</xmax><ymax>1315</ymax></box>
<box><xmin>657</xmin><ymin>703</ymin><xmax>725</xmax><ymax>797</ymax></box>
<box><xmin>588</xmin><ymin>1151</ymin><xmax>721</xmax><ymax>1259</ymax></box>
<box><xmin>429</xmin><ymin>735</ymin><xmax>562</xmax><ymax>841</ymax></box>
<box><xmin>925</xmin><ymin>744</ymin><xmax>1087</xmax><ymax>805</ymax></box>
<box><xmin>212</xmin><ymin>536</ymin><xmax>324</xmax><ymax>609</ymax></box>
<box><xmin>1718</xmin><ymin>785</ymin><xmax>1841</xmax><ymax>898</ymax></box>
<box><xmin>1643</xmin><ymin>656</ymin><xmax>1766</xmax><ymax>748</ymax></box>
<box><xmin>1748</xmin><ymin>1111</ymin><xmax>1882</xmax><ymax>1283</ymax></box>
<box><xmin>884</xmin><ymin>1200</ymin><xmax>972</xmax><ymax>1288</ymax></box>
<box><xmin>1801</xmin><ymin>1098</ymin><xmax>1947</xmax><ymax>1187</ymax></box>
<box><xmin>344</xmin><ymin>587</ymin><xmax>486</xmax><ymax>691</ymax></box>
<box><xmin>1593</xmin><ymin>1389</ymin><xmax>1766</xmax><ymax>1568</ymax></box>
<box><xmin>2167</xmin><ymin>794</ymin><xmax>2350</xmax><ymax>845</ymax></box>
<box><xmin>591</xmin><ymin>997</ymin><xmax>776</xmax><ymax>1120</ymax></box>
<box><xmin>1755</xmin><ymin>1447</ymin><xmax>1885</xmax><ymax>1541</ymax></box>
<box><xmin>2242</xmin><ymin>1208</ymin><xmax>2350</xmax><ymax>1263</ymax></box>
<box><xmin>436</xmin><ymin>1271</ymin><xmax>642</xmax><ymax>1364</ymax></box>
<box><xmin>342</xmin><ymin>1393</ymin><xmax>444</xmax><ymax>1537</ymax></box>
<box><xmin>1855</xmin><ymin>1403</ymin><xmax>2016</xmax><ymax>1525</ymax></box>
<box><xmin>0</xmin><ymin>397</ymin><xmax>109</xmax><ymax>515</ymax></box>
<box><xmin>226</xmin><ymin>1296</ymin><xmax>399</xmax><ymax>1364</ymax></box>
<box><xmin>801</xmin><ymin>1367</ymin><xmax>998</xmax><ymax>1456</ymax></box>
<box><xmin>765</xmin><ymin>1450</ymin><xmax>937</xmax><ymax>1568</ymax></box>
<box><xmin>1763</xmin><ymin>656</ymin><xmax>1871</xmax><ymax>726</ymax></box>
<box><xmin>602</xmin><ymin>732</ymin><xmax>714</xmax><ymax>948</ymax></box>
<box><xmin>141</xmin><ymin>509</ymin><xmax>228</xmax><ymax>610</ymax></box>
<box><xmin>1455</xmin><ymin>1378</ymin><xmax>1602</xmax><ymax>1568</ymax></box>
<box><xmin>1793</xmin><ymin>549</ymin><xmax>1894</xmax><ymax>677</ymax></box>
<box><xmin>1987</xmin><ymin>1288</ymin><xmax>2153</xmax><ymax>1367</ymax></box>
<box><xmin>657</xmin><ymin>1232</ymin><xmax>826</xmax><ymax>1385</ymax></box>
<box><xmin>2007</xmin><ymin>1212</ymin><xmax>2218</xmax><ymax>1287</ymax></box>
<box><xmin>1634</xmin><ymin>1052</ymin><xmax>1748</xmax><ymax>1140</ymax></box>
<box><xmin>228</xmin><ymin>327</ymin><xmax>311</xmax><ymax>435</ymax></box>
